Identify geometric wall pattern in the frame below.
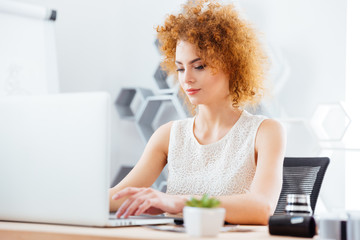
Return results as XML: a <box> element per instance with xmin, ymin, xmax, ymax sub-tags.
<box><xmin>310</xmin><ymin>103</ymin><xmax>351</xmax><ymax>142</ymax></box>
<box><xmin>115</xmin><ymin>86</ymin><xmax>189</xmax><ymax>144</ymax></box>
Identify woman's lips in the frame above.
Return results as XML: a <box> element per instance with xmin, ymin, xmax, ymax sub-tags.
<box><xmin>186</xmin><ymin>88</ymin><xmax>200</xmax><ymax>95</ymax></box>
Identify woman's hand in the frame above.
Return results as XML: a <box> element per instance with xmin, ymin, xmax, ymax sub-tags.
<box><xmin>112</xmin><ymin>187</ymin><xmax>186</xmax><ymax>218</ymax></box>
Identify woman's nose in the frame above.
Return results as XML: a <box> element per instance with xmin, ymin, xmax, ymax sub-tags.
<box><xmin>184</xmin><ymin>69</ymin><xmax>195</xmax><ymax>84</ymax></box>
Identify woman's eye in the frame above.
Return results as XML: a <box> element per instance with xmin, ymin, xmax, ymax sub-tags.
<box><xmin>176</xmin><ymin>68</ymin><xmax>185</xmax><ymax>72</ymax></box>
<box><xmin>195</xmin><ymin>65</ymin><xmax>205</xmax><ymax>70</ymax></box>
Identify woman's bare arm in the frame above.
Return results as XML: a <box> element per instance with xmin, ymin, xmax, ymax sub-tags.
<box><xmin>109</xmin><ymin>121</ymin><xmax>172</xmax><ymax>212</ymax></box>
<box><xmin>217</xmin><ymin>119</ymin><xmax>286</xmax><ymax>225</ymax></box>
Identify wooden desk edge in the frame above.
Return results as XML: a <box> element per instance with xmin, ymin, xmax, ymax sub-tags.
<box><xmin>0</xmin><ymin>221</ymin><xmax>315</xmax><ymax>240</ymax></box>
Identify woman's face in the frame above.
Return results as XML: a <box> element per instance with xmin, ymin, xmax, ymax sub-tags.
<box><xmin>175</xmin><ymin>41</ymin><xmax>230</xmax><ymax>106</ymax></box>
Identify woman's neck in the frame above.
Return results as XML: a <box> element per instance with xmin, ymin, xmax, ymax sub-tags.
<box><xmin>196</xmin><ymin>103</ymin><xmax>241</xmax><ymax>126</ymax></box>
<box><xmin>193</xmin><ymin>104</ymin><xmax>242</xmax><ymax>145</ymax></box>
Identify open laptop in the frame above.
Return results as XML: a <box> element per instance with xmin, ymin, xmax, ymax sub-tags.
<box><xmin>0</xmin><ymin>92</ymin><xmax>174</xmax><ymax>227</ymax></box>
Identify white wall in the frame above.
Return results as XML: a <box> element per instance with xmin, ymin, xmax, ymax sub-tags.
<box><xmin>15</xmin><ymin>0</ymin><xmax>187</xmax><ymax>181</ymax></box>
<box><xmin>15</xmin><ymin>0</ymin><xmax>352</xmax><ymax>211</ymax></box>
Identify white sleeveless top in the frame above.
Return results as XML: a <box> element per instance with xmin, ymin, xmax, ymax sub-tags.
<box><xmin>166</xmin><ymin>110</ymin><xmax>267</xmax><ymax>196</ymax></box>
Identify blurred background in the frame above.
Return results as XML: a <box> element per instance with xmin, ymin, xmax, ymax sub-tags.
<box><xmin>2</xmin><ymin>0</ymin><xmax>360</xmax><ymax>214</ymax></box>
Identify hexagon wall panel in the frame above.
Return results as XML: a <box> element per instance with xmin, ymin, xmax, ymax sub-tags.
<box><xmin>310</xmin><ymin>103</ymin><xmax>350</xmax><ymax>141</ymax></box>
<box><xmin>135</xmin><ymin>94</ymin><xmax>190</xmax><ymax>142</ymax></box>
<box><xmin>115</xmin><ymin>87</ymin><xmax>154</xmax><ymax>120</ymax></box>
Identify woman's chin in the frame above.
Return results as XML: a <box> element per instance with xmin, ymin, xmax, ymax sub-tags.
<box><xmin>188</xmin><ymin>99</ymin><xmax>200</xmax><ymax>106</ymax></box>
<box><xmin>187</xmin><ymin>95</ymin><xmax>201</xmax><ymax>104</ymax></box>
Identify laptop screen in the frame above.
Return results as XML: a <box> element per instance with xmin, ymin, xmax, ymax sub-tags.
<box><xmin>0</xmin><ymin>92</ymin><xmax>111</xmax><ymax>226</ymax></box>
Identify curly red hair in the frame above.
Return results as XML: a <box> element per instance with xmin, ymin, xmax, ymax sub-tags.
<box><xmin>156</xmin><ymin>0</ymin><xmax>268</xmax><ymax>112</ymax></box>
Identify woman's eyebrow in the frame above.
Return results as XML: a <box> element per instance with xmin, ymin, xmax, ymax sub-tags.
<box><xmin>175</xmin><ymin>58</ymin><xmax>201</xmax><ymax>65</ymax></box>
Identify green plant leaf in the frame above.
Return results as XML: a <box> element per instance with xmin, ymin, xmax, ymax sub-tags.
<box><xmin>209</xmin><ymin>198</ymin><xmax>220</xmax><ymax>208</ymax></box>
<box><xmin>202</xmin><ymin>194</ymin><xmax>210</xmax><ymax>207</ymax></box>
<box><xmin>185</xmin><ymin>194</ymin><xmax>220</xmax><ymax>208</ymax></box>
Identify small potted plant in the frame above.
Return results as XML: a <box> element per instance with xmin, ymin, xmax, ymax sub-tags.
<box><xmin>183</xmin><ymin>194</ymin><xmax>226</xmax><ymax>237</ymax></box>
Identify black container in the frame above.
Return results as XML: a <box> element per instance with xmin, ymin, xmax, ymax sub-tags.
<box><xmin>269</xmin><ymin>215</ymin><xmax>316</xmax><ymax>238</ymax></box>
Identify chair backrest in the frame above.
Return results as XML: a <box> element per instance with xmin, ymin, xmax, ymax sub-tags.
<box><xmin>274</xmin><ymin>157</ymin><xmax>330</xmax><ymax>215</ymax></box>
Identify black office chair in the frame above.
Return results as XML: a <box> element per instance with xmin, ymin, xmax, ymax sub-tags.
<box><xmin>274</xmin><ymin>157</ymin><xmax>330</xmax><ymax>215</ymax></box>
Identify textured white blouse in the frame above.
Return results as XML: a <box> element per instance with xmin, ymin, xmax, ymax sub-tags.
<box><xmin>166</xmin><ymin>110</ymin><xmax>267</xmax><ymax>196</ymax></box>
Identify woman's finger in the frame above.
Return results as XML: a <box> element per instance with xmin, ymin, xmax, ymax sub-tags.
<box><xmin>115</xmin><ymin>188</ymin><xmax>153</xmax><ymax>218</ymax></box>
<box><xmin>112</xmin><ymin>187</ymin><xmax>142</xmax><ymax>200</ymax></box>
<box><xmin>134</xmin><ymin>198</ymin><xmax>160</xmax><ymax>216</ymax></box>
<box><xmin>121</xmin><ymin>196</ymin><xmax>149</xmax><ymax>218</ymax></box>
<box><xmin>115</xmin><ymin>198</ymin><xmax>131</xmax><ymax>218</ymax></box>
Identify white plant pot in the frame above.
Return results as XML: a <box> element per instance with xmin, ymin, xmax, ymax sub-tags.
<box><xmin>183</xmin><ymin>206</ymin><xmax>226</xmax><ymax>237</ymax></box>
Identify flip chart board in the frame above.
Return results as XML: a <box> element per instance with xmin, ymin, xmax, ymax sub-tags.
<box><xmin>0</xmin><ymin>0</ymin><xmax>59</xmax><ymax>97</ymax></box>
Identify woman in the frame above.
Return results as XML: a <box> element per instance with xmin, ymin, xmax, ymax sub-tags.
<box><xmin>109</xmin><ymin>0</ymin><xmax>286</xmax><ymax>225</ymax></box>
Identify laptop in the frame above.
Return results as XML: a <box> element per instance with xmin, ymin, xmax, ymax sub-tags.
<box><xmin>0</xmin><ymin>92</ymin><xmax>174</xmax><ymax>227</ymax></box>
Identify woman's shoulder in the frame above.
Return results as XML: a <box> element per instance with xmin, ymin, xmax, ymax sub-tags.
<box><xmin>148</xmin><ymin>118</ymin><xmax>192</xmax><ymax>153</ymax></box>
<box><xmin>153</xmin><ymin>121</ymin><xmax>173</xmax><ymax>138</ymax></box>
<box><xmin>241</xmin><ymin>110</ymin><xmax>285</xmax><ymax>146</ymax></box>
<box><xmin>146</xmin><ymin>121</ymin><xmax>174</xmax><ymax>155</ymax></box>
<box><xmin>256</xmin><ymin>118</ymin><xmax>286</xmax><ymax>148</ymax></box>
<box><xmin>259</xmin><ymin>118</ymin><xmax>285</xmax><ymax>135</ymax></box>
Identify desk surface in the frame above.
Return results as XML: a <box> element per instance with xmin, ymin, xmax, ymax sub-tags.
<box><xmin>0</xmin><ymin>221</ymin><xmax>317</xmax><ymax>240</ymax></box>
